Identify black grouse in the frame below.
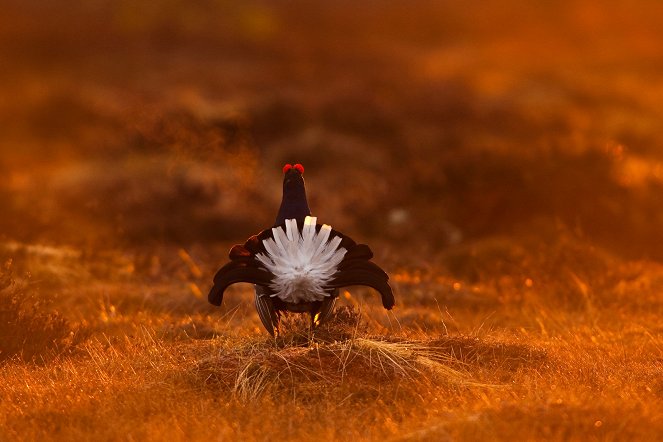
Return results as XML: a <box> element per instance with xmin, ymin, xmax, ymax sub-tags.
<box><xmin>208</xmin><ymin>163</ymin><xmax>395</xmax><ymax>336</ymax></box>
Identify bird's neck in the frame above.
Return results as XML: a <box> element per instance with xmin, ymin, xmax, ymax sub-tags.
<box><xmin>275</xmin><ymin>185</ymin><xmax>311</xmax><ymax>226</ymax></box>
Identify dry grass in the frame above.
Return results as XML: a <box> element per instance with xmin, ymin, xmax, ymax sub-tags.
<box><xmin>2</xmin><ymin>0</ymin><xmax>663</xmax><ymax>440</ymax></box>
<box><xmin>0</xmin><ymin>262</ymin><xmax>80</xmax><ymax>363</ymax></box>
<box><xmin>1</xmin><ymin>242</ymin><xmax>661</xmax><ymax>440</ymax></box>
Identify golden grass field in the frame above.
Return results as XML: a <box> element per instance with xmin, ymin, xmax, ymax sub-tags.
<box><xmin>1</xmin><ymin>1</ymin><xmax>663</xmax><ymax>440</ymax></box>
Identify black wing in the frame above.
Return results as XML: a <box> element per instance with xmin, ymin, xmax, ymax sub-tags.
<box><xmin>207</xmin><ymin>241</ymin><xmax>272</xmax><ymax>306</ymax></box>
<box><xmin>327</xmin><ymin>243</ymin><xmax>395</xmax><ymax>309</ymax></box>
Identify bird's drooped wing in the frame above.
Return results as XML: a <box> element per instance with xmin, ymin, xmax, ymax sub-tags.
<box><xmin>327</xmin><ymin>244</ymin><xmax>395</xmax><ymax>310</ymax></box>
<box><xmin>207</xmin><ymin>235</ymin><xmax>272</xmax><ymax>306</ymax></box>
<box><xmin>208</xmin><ymin>260</ymin><xmax>273</xmax><ymax>306</ymax></box>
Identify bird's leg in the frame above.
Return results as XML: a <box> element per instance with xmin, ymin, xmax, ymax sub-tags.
<box><xmin>309</xmin><ymin>294</ymin><xmax>337</xmax><ymax>334</ymax></box>
<box><xmin>310</xmin><ymin>301</ymin><xmax>323</xmax><ymax>329</ymax></box>
<box><xmin>305</xmin><ymin>303</ymin><xmax>320</xmax><ymax>343</ymax></box>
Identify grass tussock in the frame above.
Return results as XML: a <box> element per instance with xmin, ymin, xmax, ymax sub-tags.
<box><xmin>194</xmin><ymin>309</ymin><xmax>473</xmax><ymax>402</ymax></box>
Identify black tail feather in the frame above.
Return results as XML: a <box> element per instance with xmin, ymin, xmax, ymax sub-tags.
<box><xmin>254</xmin><ymin>285</ymin><xmax>280</xmax><ymax>336</ymax></box>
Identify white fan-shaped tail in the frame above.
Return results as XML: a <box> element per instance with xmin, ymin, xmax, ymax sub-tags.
<box><xmin>255</xmin><ymin>217</ymin><xmax>346</xmax><ymax>303</ymax></box>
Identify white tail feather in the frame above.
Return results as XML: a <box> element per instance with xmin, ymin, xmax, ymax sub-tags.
<box><xmin>255</xmin><ymin>216</ymin><xmax>346</xmax><ymax>303</ymax></box>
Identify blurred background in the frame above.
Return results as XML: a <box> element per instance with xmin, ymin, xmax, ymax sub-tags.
<box><xmin>2</xmin><ymin>0</ymin><xmax>663</xmax><ymax>263</ymax></box>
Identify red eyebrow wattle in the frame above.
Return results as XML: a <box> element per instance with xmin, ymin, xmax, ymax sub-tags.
<box><xmin>282</xmin><ymin>164</ymin><xmax>293</xmax><ymax>174</ymax></box>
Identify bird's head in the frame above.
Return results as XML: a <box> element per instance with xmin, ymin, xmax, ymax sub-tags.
<box><xmin>275</xmin><ymin>163</ymin><xmax>310</xmax><ymax>225</ymax></box>
<box><xmin>282</xmin><ymin>163</ymin><xmax>305</xmax><ymax>196</ymax></box>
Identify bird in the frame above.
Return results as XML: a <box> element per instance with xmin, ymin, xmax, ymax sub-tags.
<box><xmin>208</xmin><ymin>163</ymin><xmax>395</xmax><ymax>336</ymax></box>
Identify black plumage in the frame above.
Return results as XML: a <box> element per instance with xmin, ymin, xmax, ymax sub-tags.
<box><xmin>208</xmin><ymin>164</ymin><xmax>394</xmax><ymax>336</ymax></box>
